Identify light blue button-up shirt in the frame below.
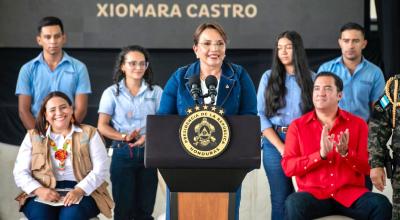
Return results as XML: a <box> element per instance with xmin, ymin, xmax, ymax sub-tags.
<box><xmin>318</xmin><ymin>56</ymin><xmax>385</xmax><ymax>121</ymax></box>
<box><xmin>257</xmin><ymin>70</ymin><xmax>307</xmax><ymax>132</ymax></box>
<box><xmin>98</xmin><ymin>80</ymin><xmax>163</xmax><ymax>135</ymax></box>
<box><xmin>15</xmin><ymin>52</ymin><xmax>91</xmax><ymax>117</ymax></box>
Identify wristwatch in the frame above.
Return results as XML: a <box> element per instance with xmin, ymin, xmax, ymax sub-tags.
<box><xmin>121</xmin><ymin>133</ymin><xmax>127</xmax><ymax>141</ymax></box>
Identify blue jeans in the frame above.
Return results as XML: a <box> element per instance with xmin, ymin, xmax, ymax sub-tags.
<box><xmin>22</xmin><ymin>181</ymin><xmax>100</xmax><ymax>220</ymax></box>
<box><xmin>262</xmin><ymin>134</ymin><xmax>295</xmax><ymax>220</ymax></box>
<box><xmin>285</xmin><ymin>192</ymin><xmax>392</xmax><ymax>220</ymax></box>
<box><xmin>165</xmin><ymin>186</ymin><xmax>241</xmax><ymax>220</ymax></box>
<box><xmin>110</xmin><ymin>141</ymin><xmax>158</xmax><ymax>220</ymax></box>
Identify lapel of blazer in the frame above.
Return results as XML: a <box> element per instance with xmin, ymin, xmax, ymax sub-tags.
<box><xmin>217</xmin><ymin>62</ymin><xmax>235</xmax><ymax>106</ymax></box>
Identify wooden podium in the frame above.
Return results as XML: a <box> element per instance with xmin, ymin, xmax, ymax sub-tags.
<box><xmin>176</xmin><ymin>192</ymin><xmax>230</xmax><ymax>220</ymax></box>
<box><xmin>145</xmin><ymin>115</ymin><xmax>260</xmax><ymax>220</ymax></box>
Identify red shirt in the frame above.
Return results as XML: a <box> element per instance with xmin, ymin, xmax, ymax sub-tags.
<box><xmin>282</xmin><ymin>109</ymin><xmax>370</xmax><ymax>207</ymax></box>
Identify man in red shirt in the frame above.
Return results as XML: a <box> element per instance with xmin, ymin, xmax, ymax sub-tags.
<box><xmin>281</xmin><ymin>72</ymin><xmax>391</xmax><ymax>219</ymax></box>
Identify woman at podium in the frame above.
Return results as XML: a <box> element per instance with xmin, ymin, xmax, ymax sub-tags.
<box><xmin>158</xmin><ymin>22</ymin><xmax>257</xmax><ymax>220</ymax></box>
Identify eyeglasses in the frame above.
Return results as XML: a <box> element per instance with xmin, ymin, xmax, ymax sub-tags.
<box><xmin>125</xmin><ymin>61</ymin><xmax>149</xmax><ymax>69</ymax></box>
<box><xmin>198</xmin><ymin>41</ymin><xmax>226</xmax><ymax>49</ymax></box>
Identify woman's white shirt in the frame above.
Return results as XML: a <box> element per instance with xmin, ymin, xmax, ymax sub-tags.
<box><xmin>13</xmin><ymin>124</ymin><xmax>109</xmax><ymax>195</ymax></box>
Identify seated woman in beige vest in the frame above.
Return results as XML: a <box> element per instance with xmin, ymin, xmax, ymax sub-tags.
<box><xmin>13</xmin><ymin>91</ymin><xmax>114</xmax><ymax>220</ymax></box>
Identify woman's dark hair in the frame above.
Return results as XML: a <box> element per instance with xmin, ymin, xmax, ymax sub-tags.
<box><xmin>112</xmin><ymin>45</ymin><xmax>155</xmax><ymax>96</ymax></box>
<box><xmin>264</xmin><ymin>31</ymin><xmax>314</xmax><ymax>117</ymax></box>
<box><xmin>35</xmin><ymin>91</ymin><xmax>79</xmax><ymax>136</ymax></box>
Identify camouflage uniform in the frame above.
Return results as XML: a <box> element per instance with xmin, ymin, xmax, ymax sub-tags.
<box><xmin>369</xmin><ymin>75</ymin><xmax>400</xmax><ymax>219</ymax></box>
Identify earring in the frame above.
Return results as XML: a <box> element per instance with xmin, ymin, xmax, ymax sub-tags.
<box><xmin>45</xmin><ymin>122</ymin><xmax>49</xmax><ymax>130</ymax></box>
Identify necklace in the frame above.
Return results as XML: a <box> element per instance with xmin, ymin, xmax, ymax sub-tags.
<box><xmin>49</xmin><ymin>138</ymin><xmax>71</xmax><ymax>171</ymax></box>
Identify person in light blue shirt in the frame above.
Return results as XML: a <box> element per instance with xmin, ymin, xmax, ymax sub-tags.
<box><xmin>318</xmin><ymin>22</ymin><xmax>385</xmax><ymax>122</ymax></box>
<box><xmin>97</xmin><ymin>45</ymin><xmax>162</xmax><ymax>220</ymax></box>
<box><xmin>15</xmin><ymin>16</ymin><xmax>91</xmax><ymax>130</ymax></box>
<box><xmin>318</xmin><ymin>22</ymin><xmax>385</xmax><ymax>191</ymax></box>
<box><xmin>257</xmin><ymin>31</ymin><xmax>314</xmax><ymax>220</ymax></box>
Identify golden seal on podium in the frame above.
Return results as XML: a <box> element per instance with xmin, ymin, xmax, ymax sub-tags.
<box><xmin>179</xmin><ymin>104</ymin><xmax>230</xmax><ymax>159</ymax></box>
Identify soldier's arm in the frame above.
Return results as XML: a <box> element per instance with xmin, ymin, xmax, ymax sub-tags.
<box><xmin>368</xmin><ymin>106</ymin><xmax>391</xmax><ymax>191</ymax></box>
<box><xmin>368</xmin><ymin>105</ymin><xmax>392</xmax><ymax>168</ymax></box>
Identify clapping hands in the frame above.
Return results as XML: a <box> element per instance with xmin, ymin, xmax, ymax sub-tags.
<box><xmin>336</xmin><ymin>129</ymin><xmax>349</xmax><ymax>156</ymax></box>
<box><xmin>320</xmin><ymin>125</ymin><xmax>349</xmax><ymax>159</ymax></box>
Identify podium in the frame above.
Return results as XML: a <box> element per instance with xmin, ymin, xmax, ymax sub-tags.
<box><xmin>145</xmin><ymin>115</ymin><xmax>261</xmax><ymax>220</ymax></box>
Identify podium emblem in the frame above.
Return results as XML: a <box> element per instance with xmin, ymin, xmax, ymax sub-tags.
<box><xmin>179</xmin><ymin>105</ymin><xmax>230</xmax><ymax>159</ymax></box>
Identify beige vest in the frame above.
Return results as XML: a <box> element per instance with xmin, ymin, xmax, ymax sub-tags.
<box><xmin>25</xmin><ymin>124</ymin><xmax>114</xmax><ymax>218</ymax></box>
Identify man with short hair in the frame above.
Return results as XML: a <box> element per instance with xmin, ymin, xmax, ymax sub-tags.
<box><xmin>282</xmin><ymin>72</ymin><xmax>391</xmax><ymax>219</ymax></box>
<box><xmin>16</xmin><ymin>16</ymin><xmax>91</xmax><ymax>129</ymax></box>
<box><xmin>318</xmin><ymin>22</ymin><xmax>385</xmax><ymax>190</ymax></box>
<box><xmin>318</xmin><ymin>22</ymin><xmax>385</xmax><ymax>122</ymax></box>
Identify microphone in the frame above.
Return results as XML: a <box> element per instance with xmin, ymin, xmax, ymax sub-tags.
<box><xmin>189</xmin><ymin>75</ymin><xmax>201</xmax><ymax>104</ymax></box>
<box><xmin>205</xmin><ymin>75</ymin><xmax>218</xmax><ymax>105</ymax></box>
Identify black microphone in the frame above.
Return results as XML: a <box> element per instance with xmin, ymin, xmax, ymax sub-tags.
<box><xmin>189</xmin><ymin>75</ymin><xmax>201</xmax><ymax>104</ymax></box>
<box><xmin>205</xmin><ymin>75</ymin><xmax>218</xmax><ymax>105</ymax></box>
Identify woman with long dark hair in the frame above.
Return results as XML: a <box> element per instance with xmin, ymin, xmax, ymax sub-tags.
<box><xmin>97</xmin><ymin>45</ymin><xmax>162</xmax><ymax>220</ymax></box>
<box><xmin>256</xmin><ymin>31</ymin><xmax>314</xmax><ymax>220</ymax></box>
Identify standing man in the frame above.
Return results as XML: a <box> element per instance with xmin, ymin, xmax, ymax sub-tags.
<box><xmin>318</xmin><ymin>22</ymin><xmax>385</xmax><ymax>122</ymax></box>
<box><xmin>318</xmin><ymin>22</ymin><xmax>385</xmax><ymax>189</ymax></box>
<box><xmin>16</xmin><ymin>16</ymin><xmax>91</xmax><ymax>129</ymax></box>
<box><xmin>368</xmin><ymin>74</ymin><xmax>400</xmax><ymax>219</ymax></box>
<box><xmin>282</xmin><ymin>72</ymin><xmax>391</xmax><ymax>219</ymax></box>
